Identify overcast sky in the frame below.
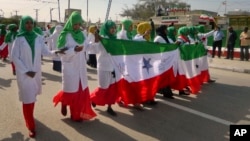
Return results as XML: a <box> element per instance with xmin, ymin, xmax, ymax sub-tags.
<box><xmin>0</xmin><ymin>0</ymin><xmax>250</xmax><ymax>22</ymax></box>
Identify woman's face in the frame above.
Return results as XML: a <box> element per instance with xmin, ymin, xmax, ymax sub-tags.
<box><xmin>128</xmin><ymin>25</ymin><xmax>133</xmax><ymax>32</ymax></box>
<box><xmin>109</xmin><ymin>26</ymin><xmax>116</xmax><ymax>35</ymax></box>
<box><xmin>73</xmin><ymin>23</ymin><xmax>81</xmax><ymax>31</ymax></box>
<box><xmin>25</xmin><ymin>20</ymin><xmax>33</xmax><ymax>32</ymax></box>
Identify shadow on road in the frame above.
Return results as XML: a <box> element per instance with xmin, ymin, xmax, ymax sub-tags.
<box><xmin>1</xmin><ymin>132</ymin><xmax>28</xmax><ymax>141</ymax></box>
<box><xmin>1</xmin><ymin>120</ymin><xmax>69</xmax><ymax>141</ymax></box>
<box><xmin>0</xmin><ymin>78</ymin><xmax>13</xmax><ymax>90</ymax></box>
<box><xmin>61</xmin><ymin>118</ymin><xmax>136</xmax><ymax>141</ymax></box>
<box><xmin>42</xmin><ymin>72</ymin><xmax>61</xmax><ymax>83</ymax></box>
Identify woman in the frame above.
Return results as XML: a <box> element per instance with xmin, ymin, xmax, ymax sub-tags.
<box><xmin>133</xmin><ymin>22</ymin><xmax>151</xmax><ymax>41</ymax></box>
<box><xmin>133</xmin><ymin>22</ymin><xmax>158</xmax><ymax>105</ymax></box>
<box><xmin>89</xmin><ymin>20</ymin><xmax>120</xmax><ymax>116</ymax></box>
<box><xmin>154</xmin><ymin>25</ymin><xmax>175</xmax><ymax>99</ymax></box>
<box><xmin>0</xmin><ymin>24</ymin><xmax>8</xmax><ymax>61</ymax></box>
<box><xmin>167</xmin><ymin>26</ymin><xmax>176</xmax><ymax>43</ymax></box>
<box><xmin>0</xmin><ymin>24</ymin><xmax>18</xmax><ymax>75</ymax></box>
<box><xmin>188</xmin><ymin>26</ymin><xmax>200</xmax><ymax>44</ymax></box>
<box><xmin>117</xmin><ymin>19</ymin><xmax>133</xmax><ymax>40</ymax></box>
<box><xmin>53</xmin><ymin>12</ymin><xmax>96</xmax><ymax>121</ymax></box>
<box><xmin>196</xmin><ymin>25</ymin><xmax>216</xmax><ymax>83</ymax></box>
<box><xmin>86</xmin><ymin>25</ymin><xmax>97</xmax><ymax>68</ymax></box>
<box><xmin>48</xmin><ymin>25</ymin><xmax>63</xmax><ymax>72</ymax></box>
<box><xmin>175</xmin><ymin>26</ymin><xmax>191</xmax><ymax>95</ymax></box>
<box><xmin>11</xmin><ymin>16</ymin><xmax>60</xmax><ymax>138</ymax></box>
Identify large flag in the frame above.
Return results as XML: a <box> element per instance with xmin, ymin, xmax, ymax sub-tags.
<box><xmin>92</xmin><ymin>39</ymin><xmax>179</xmax><ymax>105</ymax></box>
<box><xmin>171</xmin><ymin>44</ymin><xmax>208</xmax><ymax>94</ymax></box>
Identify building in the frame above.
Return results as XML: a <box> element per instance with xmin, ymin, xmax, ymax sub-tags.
<box><xmin>226</xmin><ymin>10</ymin><xmax>250</xmax><ymax>30</ymax></box>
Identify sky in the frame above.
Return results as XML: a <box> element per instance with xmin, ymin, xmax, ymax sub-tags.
<box><xmin>1</xmin><ymin>0</ymin><xmax>250</xmax><ymax>23</ymax></box>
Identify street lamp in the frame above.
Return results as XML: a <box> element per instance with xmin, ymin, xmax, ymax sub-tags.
<box><xmin>50</xmin><ymin>8</ymin><xmax>57</xmax><ymax>22</ymax></box>
<box><xmin>58</xmin><ymin>0</ymin><xmax>61</xmax><ymax>23</ymax></box>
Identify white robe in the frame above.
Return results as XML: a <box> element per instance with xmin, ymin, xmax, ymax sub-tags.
<box><xmin>197</xmin><ymin>30</ymin><xmax>214</xmax><ymax>49</ymax></box>
<box><xmin>117</xmin><ymin>30</ymin><xmax>129</xmax><ymax>40</ymax></box>
<box><xmin>11</xmin><ymin>35</ymin><xmax>56</xmax><ymax>104</ymax></box>
<box><xmin>87</xmin><ymin>37</ymin><xmax>115</xmax><ymax>88</ymax></box>
<box><xmin>60</xmin><ymin>33</ymin><xmax>89</xmax><ymax>93</ymax></box>
<box><xmin>48</xmin><ymin>25</ymin><xmax>63</xmax><ymax>61</ymax></box>
<box><xmin>133</xmin><ymin>34</ymin><xmax>147</xmax><ymax>41</ymax></box>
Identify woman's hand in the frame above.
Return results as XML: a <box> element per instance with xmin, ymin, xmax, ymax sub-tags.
<box><xmin>26</xmin><ymin>71</ymin><xmax>36</xmax><ymax>78</ymax></box>
<box><xmin>94</xmin><ymin>32</ymin><xmax>102</xmax><ymax>42</ymax></box>
<box><xmin>74</xmin><ymin>46</ymin><xmax>83</xmax><ymax>52</ymax></box>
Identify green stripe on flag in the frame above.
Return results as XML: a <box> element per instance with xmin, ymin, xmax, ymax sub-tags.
<box><xmin>179</xmin><ymin>44</ymin><xmax>207</xmax><ymax>61</ymax></box>
<box><xmin>101</xmin><ymin>38</ymin><xmax>178</xmax><ymax>55</ymax></box>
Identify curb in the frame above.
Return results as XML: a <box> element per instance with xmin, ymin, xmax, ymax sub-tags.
<box><xmin>209</xmin><ymin>65</ymin><xmax>250</xmax><ymax>74</ymax></box>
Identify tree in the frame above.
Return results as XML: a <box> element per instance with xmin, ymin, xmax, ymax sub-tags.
<box><xmin>120</xmin><ymin>0</ymin><xmax>190</xmax><ymax>20</ymax></box>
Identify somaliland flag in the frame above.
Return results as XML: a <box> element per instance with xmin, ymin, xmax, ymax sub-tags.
<box><xmin>94</xmin><ymin>38</ymin><xmax>179</xmax><ymax>105</ymax></box>
<box><xmin>171</xmin><ymin>43</ymin><xmax>208</xmax><ymax>94</ymax></box>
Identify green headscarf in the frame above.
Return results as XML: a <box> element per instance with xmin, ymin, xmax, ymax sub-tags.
<box><xmin>17</xmin><ymin>16</ymin><xmax>37</xmax><ymax>63</ymax></box>
<box><xmin>57</xmin><ymin>11</ymin><xmax>84</xmax><ymax>49</ymax></box>
<box><xmin>178</xmin><ymin>26</ymin><xmax>189</xmax><ymax>36</ymax></box>
<box><xmin>0</xmin><ymin>24</ymin><xmax>7</xmax><ymax>36</ymax></box>
<box><xmin>49</xmin><ymin>26</ymin><xmax>55</xmax><ymax>34</ymax></box>
<box><xmin>33</xmin><ymin>21</ymin><xmax>44</xmax><ymax>35</ymax></box>
<box><xmin>100</xmin><ymin>20</ymin><xmax>117</xmax><ymax>39</ymax></box>
<box><xmin>197</xmin><ymin>25</ymin><xmax>205</xmax><ymax>33</ymax></box>
<box><xmin>4</xmin><ymin>24</ymin><xmax>18</xmax><ymax>43</ymax></box>
<box><xmin>188</xmin><ymin>26</ymin><xmax>198</xmax><ymax>40</ymax></box>
<box><xmin>167</xmin><ymin>26</ymin><xmax>176</xmax><ymax>42</ymax></box>
<box><xmin>121</xmin><ymin>19</ymin><xmax>133</xmax><ymax>40</ymax></box>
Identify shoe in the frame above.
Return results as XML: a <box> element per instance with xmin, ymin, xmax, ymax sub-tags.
<box><xmin>133</xmin><ymin>104</ymin><xmax>144</xmax><ymax>111</ymax></box>
<box><xmin>179</xmin><ymin>90</ymin><xmax>190</xmax><ymax>95</ymax></box>
<box><xmin>61</xmin><ymin>105</ymin><xmax>67</xmax><ymax>116</ymax></box>
<box><xmin>208</xmin><ymin>79</ymin><xmax>216</xmax><ymax>83</ymax></box>
<box><xmin>29</xmin><ymin>130</ymin><xmax>36</xmax><ymax>138</ymax></box>
<box><xmin>70</xmin><ymin>116</ymin><xmax>83</xmax><ymax>122</ymax></box>
<box><xmin>118</xmin><ymin>100</ymin><xmax>124</xmax><ymax>107</ymax></box>
<box><xmin>107</xmin><ymin>107</ymin><xmax>117</xmax><ymax>116</ymax></box>
<box><xmin>144</xmin><ymin>100</ymin><xmax>158</xmax><ymax>105</ymax></box>
<box><xmin>163</xmin><ymin>95</ymin><xmax>175</xmax><ymax>99</ymax></box>
<box><xmin>92</xmin><ymin>102</ymin><xmax>96</xmax><ymax>108</ymax></box>
<box><xmin>13</xmin><ymin>71</ymin><xmax>16</xmax><ymax>75</ymax></box>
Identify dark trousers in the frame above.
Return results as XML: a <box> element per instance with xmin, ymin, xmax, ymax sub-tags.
<box><xmin>87</xmin><ymin>54</ymin><xmax>97</xmax><ymax>68</ymax></box>
<box><xmin>240</xmin><ymin>46</ymin><xmax>249</xmax><ymax>61</ymax></box>
<box><xmin>226</xmin><ymin>43</ymin><xmax>235</xmax><ymax>59</ymax></box>
<box><xmin>212</xmin><ymin>40</ymin><xmax>223</xmax><ymax>58</ymax></box>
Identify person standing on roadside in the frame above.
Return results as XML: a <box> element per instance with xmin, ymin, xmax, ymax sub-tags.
<box><xmin>239</xmin><ymin>27</ymin><xmax>250</xmax><ymax>61</ymax></box>
<box><xmin>226</xmin><ymin>26</ymin><xmax>237</xmax><ymax>60</ymax></box>
<box><xmin>212</xmin><ymin>26</ymin><xmax>224</xmax><ymax>58</ymax></box>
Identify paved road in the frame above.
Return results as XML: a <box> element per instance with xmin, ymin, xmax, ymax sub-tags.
<box><xmin>0</xmin><ymin>58</ymin><xmax>250</xmax><ymax>141</ymax></box>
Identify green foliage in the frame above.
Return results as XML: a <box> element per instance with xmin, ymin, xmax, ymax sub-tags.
<box><xmin>0</xmin><ymin>17</ymin><xmax>20</xmax><ymax>26</ymax></box>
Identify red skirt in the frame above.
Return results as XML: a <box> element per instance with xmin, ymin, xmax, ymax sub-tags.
<box><xmin>53</xmin><ymin>84</ymin><xmax>96</xmax><ymax>120</ymax></box>
<box><xmin>0</xmin><ymin>36</ymin><xmax>8</xmax><ymax>58</ymax></box>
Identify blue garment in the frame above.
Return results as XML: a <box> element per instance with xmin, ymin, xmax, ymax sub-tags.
<box><xmin>213</xmin><ymin>30</ymin><xmax>224</xmax><ymax>41</ymax></box>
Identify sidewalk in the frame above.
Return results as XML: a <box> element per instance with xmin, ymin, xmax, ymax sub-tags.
<box><xmin>208</xmin><ymin>57</ymin><xmax>250</xmax><ymax>74</ymax></box>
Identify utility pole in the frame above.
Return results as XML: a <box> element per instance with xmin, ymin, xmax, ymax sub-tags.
<box><xmin>50</xmin><ymin>8</ymin><xmax>55</xmax><ymax>22</ymax></box>
<box><xmin>58</xmin><ymin>0</ymin><xmax>61</xmax><ymax>23</ymax></box>
<box><xmin>34</xmin><ymin>9</ymin><xmax>39</xmax><ymax>21</ymax></box>
<box><xmin>224</xmin><ymin>0</ymin><xmax>227</xmax><ymax>15</ymax></box>
<box><xmin>68</xmin><ymin>0</ymin><xmax>70</xmax><ymax>9</ymax></box>
<box><xmin>105</xmin><ymin>0</ymin><xmax>112</xmax><ymax>21</ymax></box>
<box><xmin>13</xmin><ymin>10</ymin><xmax>19</xmax><ymax>17</ymax></box>
<box><xmin>87</xmin><ymin>0</ymin><xmax>89</xmax><ymax>24</ymax></box>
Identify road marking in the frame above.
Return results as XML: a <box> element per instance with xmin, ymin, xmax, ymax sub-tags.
<box><xmin>157</xmin><ymin>99</ymin><xmax>234</xmax><ymax>126</ymax></box>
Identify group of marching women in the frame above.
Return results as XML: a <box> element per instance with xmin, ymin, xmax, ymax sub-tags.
<box><xmin>0</xmin><ymin>11</ymin><xmax>215</xmax><ymax>138</ymax></box>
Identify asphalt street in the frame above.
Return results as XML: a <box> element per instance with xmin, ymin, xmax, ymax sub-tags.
<box><xmin>0</xmin><ymin>58</ymin><xmax>250</xmax><ymax>141</ymax></box>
